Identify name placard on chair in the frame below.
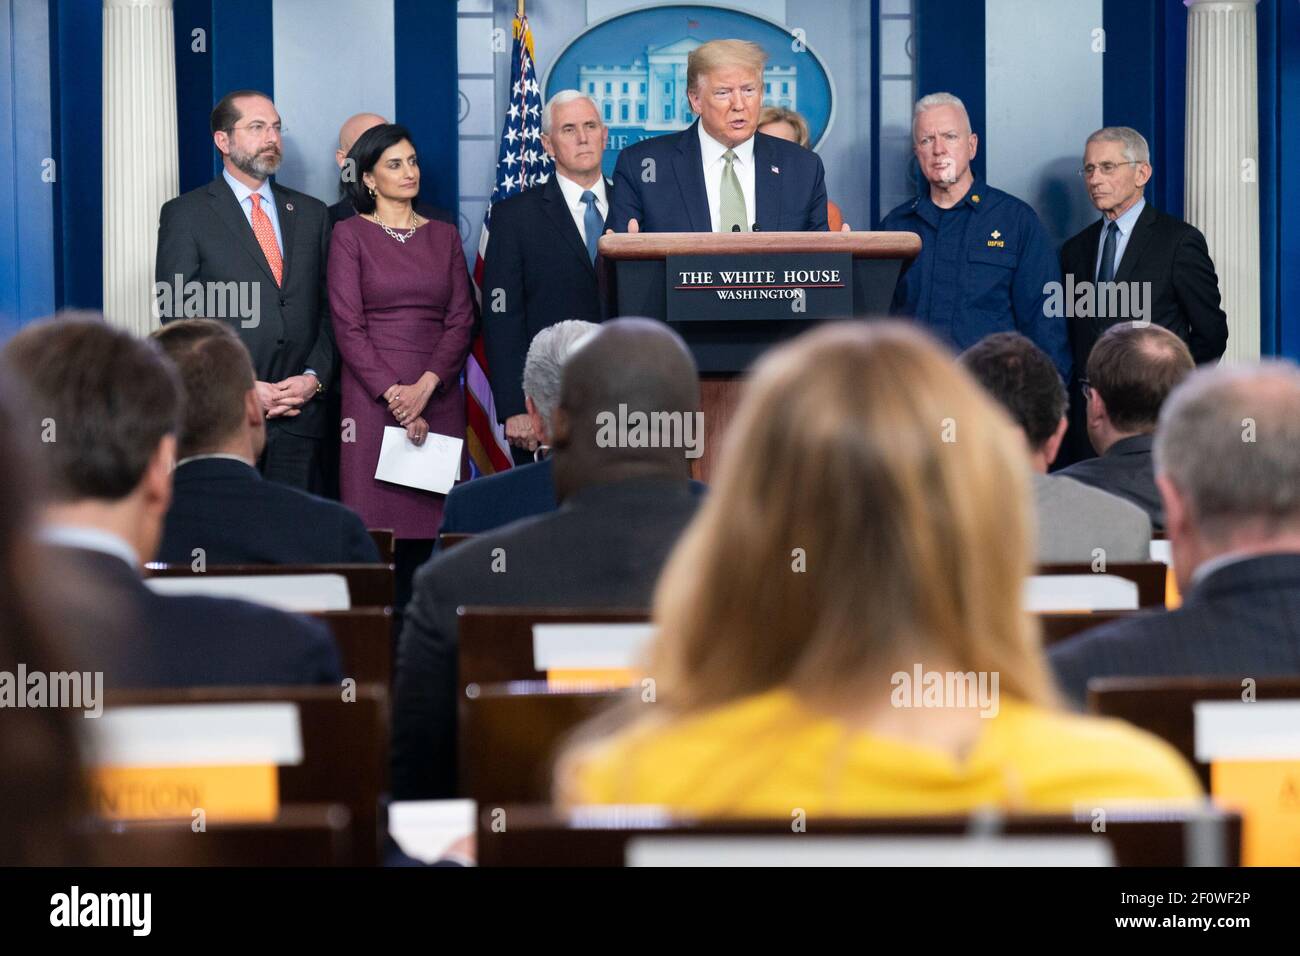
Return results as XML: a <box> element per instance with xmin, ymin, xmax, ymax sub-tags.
<box><xmin>86</xmin><ymin>703</ymin><xmax>303</xmax><ymax>823</ymax></box>
<box><xmin>146</xmin><ymin>573</ymin><xmax>352</xmax><ymax>611</ymax></box>
<box><xmin>1024</xmin><ymin>574</ymin><xmax>1139</xmax><ymax>612</ymax></box>
<box><xmin>531</xmin><ymin>623</ymin><xmax>655</xmax><ymax>687</ymax></box>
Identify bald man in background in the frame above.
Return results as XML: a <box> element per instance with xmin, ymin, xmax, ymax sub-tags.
<box><xmin>328</xmin><ymin>111</ymin><xmax>452</xmax><ymax>227</ymax></box>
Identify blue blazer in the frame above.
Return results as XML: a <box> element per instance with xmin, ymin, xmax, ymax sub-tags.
<box><xmin>438</xmin><ymin>457</ymin><xmax>557</xmax><ymax>537</ymax></box>
<box><xmin>158</xmin><ymin>457</ymin><xmax>380</xmax><ymax>565</ymax></box>
<box><xmin>608</xmin><ymin>121</ymin><xmax>829</xmax><ymax>233</ymax></box>
<box><xmin>1049</xmin><ymin>553</ymin><xmax>1300</xmax><ymax>708</ymax></box>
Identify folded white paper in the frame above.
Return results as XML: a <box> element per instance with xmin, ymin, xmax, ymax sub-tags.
<box><xmin>375</xmin><ymin>426</ymin><xmax>462</xmax><ymax>494</ymax></box>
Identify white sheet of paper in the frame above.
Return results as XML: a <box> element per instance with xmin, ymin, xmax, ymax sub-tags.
<box><xmin>374</xmin><ymin>426</ymin><xmax>461</xmax><ymax>494</ymax></box>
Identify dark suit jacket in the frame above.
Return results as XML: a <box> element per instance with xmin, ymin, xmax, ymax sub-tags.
<box><xmin>481</xmin><ymin>176</ymin><xmax>611</xmax><ymax>420</ymax></box>
<box><xmin>46</xmin><ymin>545</ymin><xmax>341</xmax><ymax>688</ymax></box>
<box><xmin>438</xmin><ymin>457</ymin><xmax>556</xmax><ymax>536</ymax></box>
<box><xmin>157</xmin><ymin>457</ymin><xmax>380</xmax><ymax>565</ymax></box>
<box><xmin>1060</xmin><ymin>203</ymin><xmax>1228</xmax><ymax>370</ymax></box>
<box><xmin>1056</xmin><ymin>433</ymin><xmax>1163</xmax><ymax>531</ymax></box>
<box><xmin>1049</xmin><ymin>553</ymin><xmax>1300</xmax><ymax>708</ymax></box>
<box><xmin>391</xmin><ymin>478</ymin><xmax>701</xmax><ymax>798</ymax></box>
<box><xmin>156</xmin><ymin>177</ymin><xmax>336</xmax><ymax>440</ymax></box>
<box><xmin>608</xmin><ymin>122</ymin><xmax>829</xmax><ymax>233</ymax></box>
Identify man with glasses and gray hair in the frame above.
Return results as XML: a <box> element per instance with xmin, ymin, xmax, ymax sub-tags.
<box><xmin>1050</xmin><ymin>361</ymin><xmax>1300</xmax><ymax>707</ymax></box>
<box><xmin>438</xmin><ymin>319</ymin><xmax>599</xmax><ymax>536</ymax></box>
<box><xmin>1058</xmin><ymin>126</ymin><xmax>1228</xmax><ymax>464</ymax></box>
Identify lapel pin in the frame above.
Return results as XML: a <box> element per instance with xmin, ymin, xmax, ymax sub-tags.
<box><xmin>285</xmin><ymin>202</ymin><xmax>294</xmax><ymax>211</ymax></box>
<box><xmin>771</xmin><ymin>165</ymin><xmax>780</xmax><ymax>174</ymax></box>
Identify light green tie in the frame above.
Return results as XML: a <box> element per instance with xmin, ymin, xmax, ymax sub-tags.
<box><xmin>720</xmin><ymin>149</ymin><xmax>748</xmax><ymax>232</ymax></box>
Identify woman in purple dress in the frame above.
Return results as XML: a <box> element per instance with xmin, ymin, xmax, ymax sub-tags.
<box><xmin>328</xmin><ymin>124</ymin><xmax>473</xmax><ymax>541</ymax></box>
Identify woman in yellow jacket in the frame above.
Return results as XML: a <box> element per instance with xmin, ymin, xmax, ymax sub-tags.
<box><xmin>556</xmin><ymin>322</ymin><xmax>1200</xmax><ymax>817</ymax></box>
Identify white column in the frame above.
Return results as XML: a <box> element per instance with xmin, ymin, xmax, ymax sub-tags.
<box><xmin>1184</xmin><ymin>0</ymin><xmax>1261</xmax><ymax>362</ymax></box>
<box><xmin>103</xmin><ymin>0</ymin><xmax>178</xmax><ymax>337</ymax></box>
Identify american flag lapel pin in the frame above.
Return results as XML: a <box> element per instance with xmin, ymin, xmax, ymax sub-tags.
<box><xmin>771</xmin><ymin>165</ymin><xmax>780</xmax><ymax>174</ymax></box>
<box><xmin>285</xmin><ymin>202</ymin><xmax>294</xmax><ymax>211</ymax></box>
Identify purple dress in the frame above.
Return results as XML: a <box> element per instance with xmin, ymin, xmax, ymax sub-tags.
<box><xmin>327</xmin><ymin>216</ymin><xmax>473</xmax><ymax>539</ymax></box>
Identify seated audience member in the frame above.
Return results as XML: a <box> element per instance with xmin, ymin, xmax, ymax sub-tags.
<box><xmin>1051</xmin><ymin>362</ymin><xmax>1300</xmax><ymax>706</ymax></box>
<box><xmin>1057</xmin><ymin>323</ymin><xmax>1194</xmax><ymax>530</ymax></box>
<box><xmin>961</xmin><ymin>332</ymin><xmax>1151</xmax><ymax>563</ymax></box>
<box><xmin>392</xmin><ymin>318</ymin><xmax>704</xmax><ymax>799</ymax></box>
<box><xmin>438</xmin><ymin>320</ymin><xmax>598</xmax><ymax>536</ymax></box>
<box><xmin>757</xmin><ymin>105</ymin><xmax>844</xmax><ymax>231</ymax></box>
<box><xmin>2</xmin><ymin>316</ymin><xmax>340</xmax><ymax>688</ymax></box>
<box><xmin>0</xmin><ymin>379</ymin><xmax>85</xmax><ymax>865</ymax></box>
<box><xmin>151</xmin><ymin>319</ymin><xmax>380</xmax><ymax>565</ymax></box>
<box><xmin>555</xmin><ymin>322</ymin><xmax>1199</xmax><ymax>816</ymax></box>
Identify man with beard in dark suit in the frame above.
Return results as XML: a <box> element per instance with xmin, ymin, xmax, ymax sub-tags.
<box><xmin>156</xmin><ymin>90</ymin><xmax>335</xmax><ymax>492</ymax></box>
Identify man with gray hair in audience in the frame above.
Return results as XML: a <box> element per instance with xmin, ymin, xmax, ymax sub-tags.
<box><xmin>1050</xmin><ymin>361</ymin><xmax>1300</xmax><ymax>707</ymax></box>
<box><xmin>438</xmin><ymin>319</ymin><xmax>599</xmax><ymax>536</ymax></box>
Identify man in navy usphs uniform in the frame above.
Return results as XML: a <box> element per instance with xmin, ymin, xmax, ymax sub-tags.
<box><xmin>881</xmin><ymin>92</ymin><xmax>1071</xmax><ymax>381</ymax></box>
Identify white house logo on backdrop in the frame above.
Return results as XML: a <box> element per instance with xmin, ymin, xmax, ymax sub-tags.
<box><xmin>544</xmin><ymin>5</ymin><xmax>834</xmax><ymax>177</ymax></box>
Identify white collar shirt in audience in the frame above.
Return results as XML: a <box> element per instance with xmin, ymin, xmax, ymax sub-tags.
<box><xmin>698</xmin><ymin>125</ymin><xmax>756</xmax><ymax>233</ymax></box>
<box><xmin>40</xmin><ymin>524</ymin><xmax>140</xmax><ymax>570</ymax></box>
<box><xmin>553</xmin><ymin>172</ymin><xmax>609</xmax><ymax>246</ymax></box>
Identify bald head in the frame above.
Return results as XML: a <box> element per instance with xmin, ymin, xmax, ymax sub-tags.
<box><xmin>551</xmin><ymin>318</ymin><xmax>700</xmax><ymax>496</ymax></box>
<box><xmin>337</xmin><ymin>112</ymin><xmax>388</xmax><ymax>166</ymax></box>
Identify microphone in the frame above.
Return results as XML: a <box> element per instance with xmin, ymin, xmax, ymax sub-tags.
<box><xmin>752</xmin><ymin>223</ymin><xmax>761</xmax><ymax>232</ymax></box>
<box><xmin>731</xmin><ymin>224</ymin><xmax>741</xmax><ymax>232</ymax></box>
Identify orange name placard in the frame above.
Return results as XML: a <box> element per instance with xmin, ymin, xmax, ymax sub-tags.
<box><xmin>89</xmin><ymin>764</ymin><xmax>279</xmax><ymax>823</ymax></box>
<box><xmin>1211</xmin><ymin>760</ymin><xmax>1300</xmax><ymax>866</ymax></box>
<box><xmin>546</xmin><ymin>668</ymin><xmax>637</xmax><ymax>691</ymax></box>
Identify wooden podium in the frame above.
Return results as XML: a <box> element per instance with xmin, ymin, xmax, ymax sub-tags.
<box><xmin>597</xmin><ymin>230</ymin><xmax>921</xmax><ymax>479</ymax></box>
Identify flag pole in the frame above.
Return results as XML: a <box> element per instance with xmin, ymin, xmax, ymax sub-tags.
<box><xmin>516</xmin><ymin>0</ymin><xmax>524</xmax><ymax>18</ymax></box>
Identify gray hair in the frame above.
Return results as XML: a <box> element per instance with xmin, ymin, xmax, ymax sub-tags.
<box><xmin>1154</xmin><ymin>361</ymin><xmax>1300</xmax><ymax>541</ymax></box>
<box><xmin>1086</xmin><ymin>126</ymin><xmax>1150</xmax><ymax>165</ymax></box>
<box><xmin>912</xmin><ymin>92</ymin><xmax>971</xmax><ymax>134</ymax></box>
<box><xmin>541</xmin><ymin>90</ymin><xmax>600</xmax><ymax>136</ymax></box>
<box><xmin>522</xmin><ymin>320</ymin><xmax>601</xmax><ymax>432</ymax></box>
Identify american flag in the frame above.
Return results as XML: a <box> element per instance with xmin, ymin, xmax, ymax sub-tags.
<box><xmin>466</xmin><ymin>14</ymin><xmax>554</xmax><ymax>477</ymax></box>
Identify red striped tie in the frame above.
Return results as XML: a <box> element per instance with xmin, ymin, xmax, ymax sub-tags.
<box><xmin>249</xmin><ymin>193</ymin><xmax>283</xmax><ymax>286</ymax></box>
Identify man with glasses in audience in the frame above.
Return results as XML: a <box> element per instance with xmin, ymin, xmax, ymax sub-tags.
<box><xmin>1058</xmin><ymin>126</ymin><xmax>1227</xmax><ymax>463</ymax></box>
<box><xmin>156</xmin><ymin>90</ymin><xmax>335</xmax><ymax>493</ymax></box>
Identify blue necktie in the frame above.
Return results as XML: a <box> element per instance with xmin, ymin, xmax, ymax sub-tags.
<box><xmin>581</xmin><ymin>190</ymin><xmax>602</xmax><ymax>265</ymax></box>
<box><xmin>1096</xmin><ymin>221</ymin><xmax>1118</xmax><ymax>319</ymax></box>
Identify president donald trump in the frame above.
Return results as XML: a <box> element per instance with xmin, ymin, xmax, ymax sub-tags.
<box><xmin>607</xmin><ymin>39</ymin><xmax>829</xmax><ymax>234</ymax></box>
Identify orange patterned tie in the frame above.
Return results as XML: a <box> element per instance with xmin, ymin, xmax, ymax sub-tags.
<box><xmin>249</xmin><ymin>193</ymin><xmax>283</xmax><ymax>286</ymax></box>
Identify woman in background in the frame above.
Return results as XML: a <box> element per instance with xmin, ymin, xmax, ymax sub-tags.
<box><xmin>557</xmin><ymin>322</ymin><xmax>1199</xmax><ymax>816</ymax></box>
<box><xmin>329</xmin><ymin>124</ymin><xmax>474</xmax><ymax>594</ymax></box>
<box><xmin>758</xmin><ymin>106</ymin><xmax>844</xmax><ymax>231</ymax></box>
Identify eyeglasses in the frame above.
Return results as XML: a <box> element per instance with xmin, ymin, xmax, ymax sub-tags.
<box><xmin>1078</xmin><ymin>161</ymin><xmax>1138</xmax><ymax>177</ymax></box>
<box><xmin>229</xmin><ymin>121</ymin><xmax>284</xmax><ymax>139</ymax></box>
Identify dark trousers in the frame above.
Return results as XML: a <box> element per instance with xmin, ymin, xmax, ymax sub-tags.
<box><xmin>259</xmin><ymin>424</ymin><xmax>323</xmax><ymax>493</ymax></box>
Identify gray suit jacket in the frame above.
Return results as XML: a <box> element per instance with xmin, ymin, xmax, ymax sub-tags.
<box><xmin>1034</xmin><ymin>471</ymin><xmax>1152</xmax><ymax>564</ymax></box>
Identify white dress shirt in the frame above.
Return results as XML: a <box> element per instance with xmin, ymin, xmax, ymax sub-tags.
<box><xmin>698</xmin><ymin>125</ymin><xmax>756</xmax><ymax>232</ymax></box>
<box><xmin>553</xmin><ymin>172</ymin><xmax>609</xmax><ymax>246</ymax></box>
<box><xmin>40</xmin><ymin>524</ymin><xmax>140</xmax><ymax>569</ymax></box>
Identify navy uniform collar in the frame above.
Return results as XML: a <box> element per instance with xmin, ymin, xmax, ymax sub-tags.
<box><xmin>912</xmin><ymin>178</ymin><xmax>987</xmax><ymax>227</ymax></box>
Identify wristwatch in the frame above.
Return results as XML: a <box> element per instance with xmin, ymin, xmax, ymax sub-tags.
<box><xmin>304</xmin><ymin>368</ymin><xmax>324</xmax><ymax>397</ymax></box>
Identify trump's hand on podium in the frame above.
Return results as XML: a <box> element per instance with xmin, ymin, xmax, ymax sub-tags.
<box><xmin>605</xmin><ymin>218</ymin><xmax>639</xmax><ymax>236</ymax></box>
